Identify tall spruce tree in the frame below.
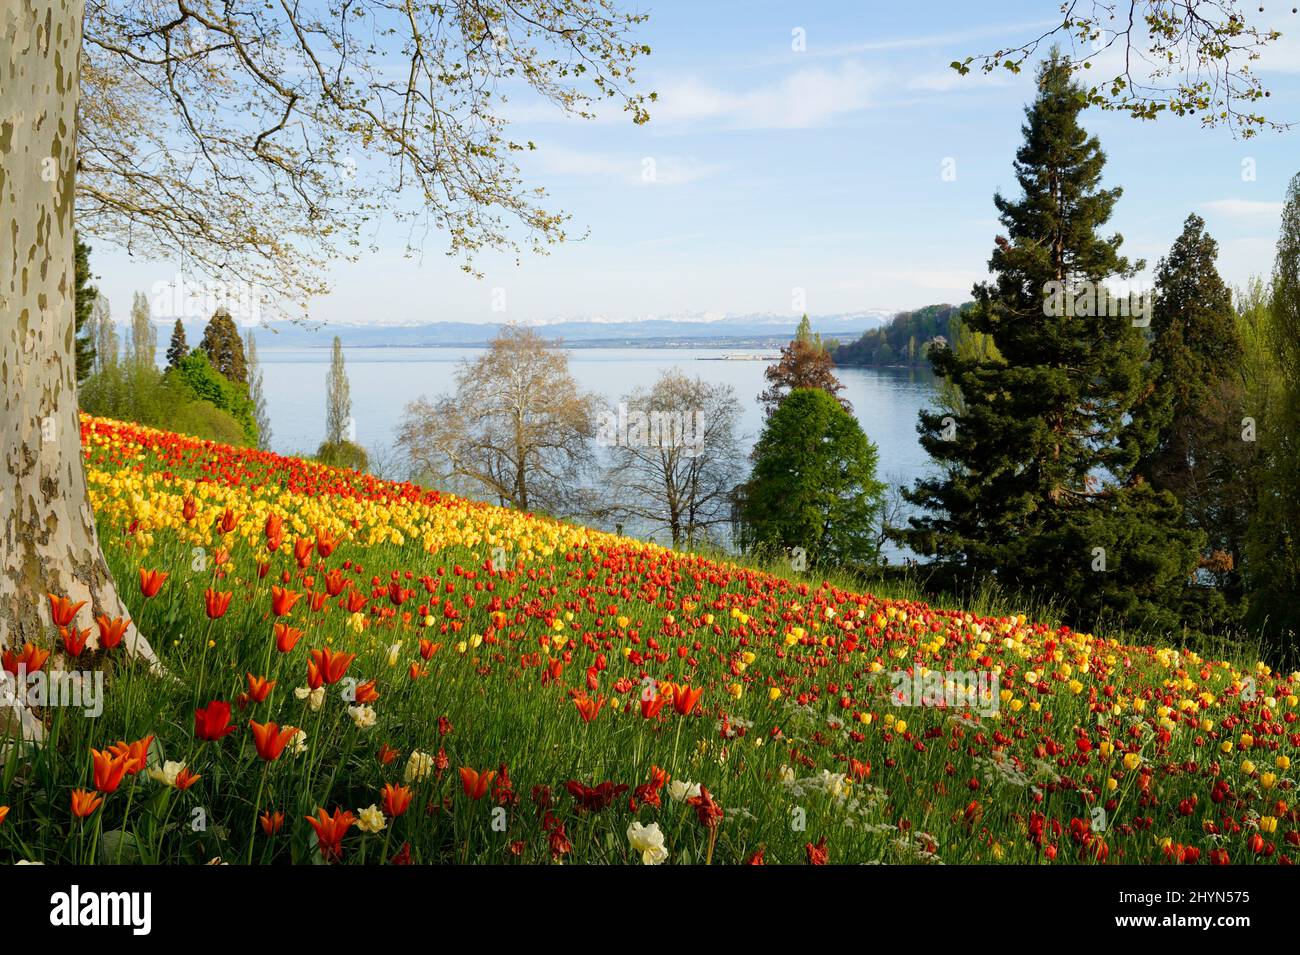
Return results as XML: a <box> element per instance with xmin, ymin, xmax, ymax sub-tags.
<box><xmin>1137</xmin><ymin>214</ymin><xmax>1252</xmax><ymax>617</ymax></box>
<box><xmin>72</xmin><ymin>235</ymin><xmax>97</xmax><ymax>383</ymax></box>
<box><xmin>897</xmin><ymin>50</ymin><xmax>1199</xmax><ymax>629</ymax></box>
<box><xmin>166</xmin><ymin>319</ymin><xmax>189</xmax><ymax>369</ymax></box>
<box><xmin>199</xmin><ymin>308</ymin><xmax>248</xmax><ymax>384</ymax></box>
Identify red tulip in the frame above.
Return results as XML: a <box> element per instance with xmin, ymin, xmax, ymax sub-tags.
<box><xmin>194</xmin><ymin>700</ymin><xmax>238</xmax><ymax>741</ymax></box>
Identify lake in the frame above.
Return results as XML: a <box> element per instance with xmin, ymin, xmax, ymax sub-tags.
<box><xmin>257</xmin><ymin>346</ymin><xmax>940</xmax><ymax>556</ymax></box>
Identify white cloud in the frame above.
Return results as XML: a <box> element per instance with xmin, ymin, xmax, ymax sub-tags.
<box><xmin>1201</xmin><ymin>199</ymin><xmax>1285</xmax><ymax>220</ymax></box>
<box><xmin>651</xmin><ymin>61</ymin><xmax>877</xmax><ymax>130</ymax></box>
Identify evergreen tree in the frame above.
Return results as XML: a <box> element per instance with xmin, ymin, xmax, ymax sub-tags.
<box><xmin>324</xmin><ymin>336</ymin><xmax>352</xmax><ymax>446</ymax></box>
<box><xmin>897</xmin><ymin>51</ymin><xmax>1198</xmax><ymax>629</ymax></box>
<box><xmin>73</xmin><ymin>235</ymin><xmax>97</xmax><ymax>383</ymax></box>
<box><xmin>129</xmin><ymin>291</ymin><xmax>157</xmax><ymax>367</ymax></box>
<box><xmin>736</xmin><ymin>388</ymin><xmax>884</xmax><ymax>568</ymax></box>
<box><xmin>246</xmin><ymin>329</ymin><xmax>272</xmax><ymax>451</ymax></box>
<box><xmin>1245</xmin><ymin>172</ymin><xmax>1300</xmax><ymax>652</ymax></box>
<box><xmin>166</xmin><ymin>319</ymin><xmax>189</xmax><ymax>369</ymax></box>
<box><xmin>1137</xmin><ymin>214</ymin><xmax>1252</xmax><ymax>616</ymax></box>
<box><xmin>198</xmin><ymin>308</ymin><xmax>248</xmax><ymax>384</ymax></box>
<box><xmin>758</xmin><ymin>322</ymin><xmax>849</xmax><ymax>418</ymax></box>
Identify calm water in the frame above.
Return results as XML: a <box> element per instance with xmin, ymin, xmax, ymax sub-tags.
<box><xmin>257</xmin><ymin>346</ymin><xmax>939</xmax><ymax>555</ymax></box>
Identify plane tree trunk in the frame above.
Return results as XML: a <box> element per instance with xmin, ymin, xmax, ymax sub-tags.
<box><xmin>1</xmin><ymin>0</ymin><xmax>157</xmax><ymax>723</ymax></box>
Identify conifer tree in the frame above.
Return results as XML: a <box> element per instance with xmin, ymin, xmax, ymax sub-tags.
<box><xmin>166</xmin><ymin>319</ymin><xmax>189</xmax><ymax>369</ymax></box>
<box><xmin>1137</xmin><ymin>214</ymin><xmax>1252</xmax><ymax>611</ymax></box>
<box><xmin>199</xmin><ymin>308</ymin><xmax>248</xmax><ymax>384</ymax></box>
<box><xmin>758</xmin><ymin>317</ymin><xmax>849</xmax><ymax>418</ymax></box>
<box><xmin>898</xmin><ymin>50</ymin><xmax>1198</xmax><ymax>629</ymax></box>
<box><xmin>737</xmin><ymin>388</ymin><xmax>884</xmax><ymax>568</ymax></box>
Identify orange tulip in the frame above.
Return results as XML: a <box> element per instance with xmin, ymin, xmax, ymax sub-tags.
<box><xmin>204</xmin><ymin>588</ymin><xmax>233</xmax><ymax>620</ymax></box>
<box><xmin>182</xmin><ymin>495</ymin><xmax>197</xmax><ymax>521</ymax></box>
<box><xmin>408</xmin><ymin>663</ymin><xmax>427</xmax><ymax>680</ymax></box>
<box><xmin>139</xmin><ymin>568</ymin><xmax>168</xmax><ymax>598</ymax></box>
<box><xmin>0</xmin><ymin>805</ymin><xmax>8</xmax><ymax>826</ymax></box>
<box><xmin>381</xmin><ymin>783</ymin><xmax>413</xmax><ymax>818</ymax></box>
<box><xmin>260</xmin><ymin>810</ymin><xmax>285</xmax><ymax>835</ymax></box>
<box><xmin>308</xmin><ymin>646</ymin><xmax>355</xmax><ymax>685</ymax></box>
<box><xmin>91</xmin><ymin>748</ymin><xmax>129</xmax><ymax>794</ymax></box>
<box><xmin>270</xmin><ymin>586</ymin><xmax>301</xmax><ymax>617</ymax></box>
<box><xmin>459</xmin><ymin>767</ymin><xmax>497</xmax><ymax>800</ymax></box>
<box><xmin>175</xmin><ymin>767</ymin><xmax>202</xmax><ymax>790</ymax></box>
<box><xmin>108</xmin><ymin>735</ymin><xmax>154</xmax><ymax>775</ymax></box>
<box><xmin>418</xmin><ymin>639</ymin><xmax>442</xmax><ymax>660</ymax></box>
<box><xmin>305</xmin><ymin>807</ymin><xmax>355</xmax><ymax>861</ymax></box>
<box><xmin>377</xmin><ymin>743</ymin><xmax>401</xmax><ymax>765</ymax></box>
<box><xmin>61</xmin><ymin>626</ymin><xmax>92</xmax><ymax>657</ymax></box>
<box><xmin>96</xmin><ymin>615</ymin><xmax>129</xmax><ymax>650</ymax></box>
<box><xmin>217</xmin><ymin>507</ymin><xmax>239</xmax><ymax>534</ymax></box>
<box><xmin>315</xmin><ymin>529</ymin><xmax>339</xmax><ymax>558</ymax></box>
<box><xmin>250</xmin><ymin>720</ymin><xmax>298</xmax><ymax>761</ymax></box>
<box><xmin>71</xmin><ymin>789</ymin><xmax>103</xmax><ymax>818</ymax></box>
<box><xmin>2</xmin><ymin>643</ymin><xmax>50</xmax><ymax>677</ymax></box>
<box><xmin>246</xmin><ymin>673</ymin><xmax>276</xmax><ymax>703</ymax></box>
<box><xmin>274</xmin><ymin>623</ymin><xmax>304</xmax><ymax>653</ymax></box>
<box><xmin>47</xmin><ymin>593</ymin><xmax>86</xmax><ymax>627</ymax></box>
<box><xmin>353</xmin><ymin>680</ymin><xmax>379</xmax><ymax>705</ymax></box>
<box><xmin>672</xmin><ymin>684</ymin><xmax>703</xmax><ymax>716</ymax></box>
<box><xmin>573</xmin><ymin>694</ymin><xmax>604</xmax><ymax>723</ymax></box>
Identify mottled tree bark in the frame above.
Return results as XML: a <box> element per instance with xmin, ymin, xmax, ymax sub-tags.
<box><xmin>1</xmin><ymin>0</ymin><xmax>156</xmax><ymax>727</ymax></box>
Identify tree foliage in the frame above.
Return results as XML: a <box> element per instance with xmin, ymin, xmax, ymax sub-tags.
<box><xmin>78</xmin><ymin>0</ymin><xmax>653</xmax><ymax>307</ymax></box>
<box><xmin>396</xmin><ymin>326</ymin><xmax>597</xmax><ymax>514</ymax></box>
<box><xmin>198</xmin><ymin>308</ymin><xmax>247</xmax><ymax>385</ymax></box>
<box><xmin>898</xmin><ymin>52</ymin><xmax>1199</xmax><ymax>630</ymax></box>
<box><xmin>600</xmin><ymin>370</ymin><xmax>744</xmax><ymax>547</ymax></box>
<box><xmin>956</xmin><ymin>4</ymin><xmax>1296</xmax><ymax>137</ymax></box>
<box><xmin>736</xmin><ymin>388</ymin><xmax>885</xmax><ymax>569</ymax></box>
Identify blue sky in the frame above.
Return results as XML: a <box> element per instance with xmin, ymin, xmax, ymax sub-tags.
<box><xmin>92</xmin><ymin>0</ymin><xmax>1300</xmax><ymax>327</ymax></box>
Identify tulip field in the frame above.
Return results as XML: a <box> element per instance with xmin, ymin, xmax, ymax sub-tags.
<box><xmin>0</xmin><ymin>413</ymin><xmax>1296</xmax><ymax>865</ymax></box>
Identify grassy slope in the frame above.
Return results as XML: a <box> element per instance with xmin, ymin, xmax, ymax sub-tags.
<box><xmin>1</xmin><ymin>415</ymin><xmax>1293</xmax><ymax>866</ymax></box>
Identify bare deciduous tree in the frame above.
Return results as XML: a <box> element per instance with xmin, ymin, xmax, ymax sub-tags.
<box><xmin>396</xmin><ymin>327</ymin><xmax>596</xmax><ymax>514</ymax></box>
<box><xmin>599</xmin><ymin>370</ymin><xmax>744</xmax><ymax>548</ymax></box>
